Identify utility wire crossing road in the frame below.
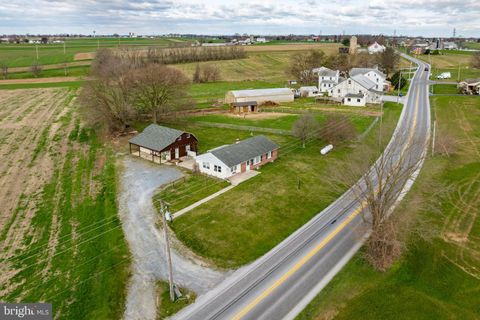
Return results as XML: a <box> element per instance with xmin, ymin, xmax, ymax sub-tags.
<box><xmin>174</xmin><ymin>55</ymin><xmax>431</xmax><ymax>320</ymax></box>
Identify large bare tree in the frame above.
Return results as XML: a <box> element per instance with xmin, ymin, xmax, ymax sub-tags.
<box><xmin>330</xmin><ymin>139</ymin><xmax>426</xmax><ymax>271</ymax></box>
<box><xmin>131</xmin><ymin>64</ymin><xmax>191</xmax><ymax>123</ymax></box>
<box><xmin>30</xmin><ymin>61</ymin><xmax>42</xmax><ymax>78</ymax></box>
<box><xmin>287</xmin><ymin>50</ymin><xmax>327</xmax><ymax>84</ymax></box>
<box><xmin>292</xmin><ymin>113</ymin><xmax>320</xmax><ymax>148</ymax></box>
<box><xmin>320</xmin><ymin>114</ymin><xmax>356</xmax><ymax>144</ymax></box>
<box><xmin>378</xmin><ymin>47</ymin><xmax>400</xmax><ymax>76</ymax></box>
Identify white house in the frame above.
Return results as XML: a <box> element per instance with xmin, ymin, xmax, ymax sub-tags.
<box><xmin>225</xmin><ymin>88</ymin><xmax>294</xmax><ymax>104</ymax></box>
<box><xmin>329</xmin><ymin>74</ymin><xmax>382</xmax><ymax>105</ymax></box>
<box><xmin>350</xmin><ymin>67</ymin><xmax>387</xmax><ymax>92</ymax></box>
<box><xmin>368</xmin><ymin>42</ymin><xmax>386</xmax><ymax>54</ymax></box>
<box><xmin>256</xmin><ymin>37</ymin><xmax>267</xmax><ymax>43</ymax></box>
<box><xmin>343</xmin><ymin>93</ymin><xmax>366</xmax><ymax>107</ymax></box>
<box><xmin>195</xmin><ymin>136</ymin><xmax>278</xmax><ymax>179</ymax></box>
<box><xmin>313</xmin><ymin>67</ymin><xmax>340</xmax><ymax>93</ymax></box>
<box><xmin>297</xmin><ymin>86</ymin><xmax>319</xmax><ymax>97</ymax></box>
<box><xmin>443</xmin><ymin>41</ymin><xmax>458</xmax><ymax>50</ymax></box>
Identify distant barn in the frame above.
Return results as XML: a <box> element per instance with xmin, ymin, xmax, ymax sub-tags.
<box><xmin>225</xmin><ymin>88</ymin><xmax>294</xmax><ymax>104</ymax></box>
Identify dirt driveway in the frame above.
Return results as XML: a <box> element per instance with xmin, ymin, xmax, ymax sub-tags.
<box><xmin>118</xmin><ymin>158</ymin><xmax>228</xmax><ymax>320</ymax></box>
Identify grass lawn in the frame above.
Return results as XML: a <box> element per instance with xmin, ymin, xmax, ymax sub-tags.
<box><xmin>296</xmin><ymin>95</ymin><xmax>480</xmax><ymax>320</ymax></box>
<box><xmin>156</xmin><ymin>281</ymin><xmax>196</xmax><ymax>320</ymax></box>
<box><xmin>6</xmin><ymin>65</ymin><xmax>90</xmax><ymax>79</ymax></box>
<box><xmin>417</xmin><ymin>52</ymin><xmax>473</xmax><ymax>69</ymax></box>
<box><xmin>169</xmin><ymin>102</ymin><xmax>402</xmax><ymax>268</ymax></box>
<box><xmin>153</xmin><ymin>174</ymin><xmax>230</xmax><ymax>213</ymax></box>
<box><xmin>431</xmin><ymin>67</ymin><xmax>480</xmax><ymax>82</ymax></box>
<box><xmin>432</xmin><ymin>83</ymin><xmax>459</xmax><ymax>94</ymax></box>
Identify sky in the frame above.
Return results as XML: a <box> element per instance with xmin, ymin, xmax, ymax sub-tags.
<box><xmin>1</xmin><ymin>0</ymin><xmax>479</xmax><ymax>37</ymax></box>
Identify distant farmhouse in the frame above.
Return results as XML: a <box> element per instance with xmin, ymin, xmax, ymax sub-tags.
<box><xmin>195</xmin><ymin>136</ymin><xmax>278</xmax><ymax>179</ymax></box>
<box><xmin>314</xmin><ymin>67</ymin><xmax>340</xmax><ymax>93</ymax></box>
<box><xmin>321</xmin><ymin>67</ymin><xmax>387</xmax><ymax>106</ymax></box>
<box><xmin>225</xmin><ymin>88</ymin><xmax>294</xmax><ymax>105</ymax></box>
<box><xmin>368</xmin><ymin>41</ymin><xmax>386</xmax><ymax>54</ymax></box>
<box><xmin>458</xmin><ymin>79</ymin><xmax>480</xmax><ymax>95</ymax></box>
<box><xmin>129</xmin><ymin>124</ymin><xmax>198</xmax><ymax>163</ymax></box>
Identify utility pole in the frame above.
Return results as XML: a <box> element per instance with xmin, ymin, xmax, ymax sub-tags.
<box><xmin>458</xmin><ymin>63</ymin><xmax>461</xmax><ymax>82</ymax></box>
<box><xmin>35</xmin><ymin>45</ymin><xmax>39</xmax><ymax>60</ymax></box>
<box><xmin>161</xmin><ymin>201</ymin><xmax>175</xmax><ymax>302</ymax></box>
<box><xmin>63</xmin><ymin>42</ymin><xmax>66</xmax><ymax>55</ymax></box>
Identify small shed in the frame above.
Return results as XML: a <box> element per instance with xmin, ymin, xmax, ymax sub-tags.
<box><xmin>343</xmin><ymin>93</ymin><xmax>366</xmax><ymax>107</ymax></box>
<box><xmin>225</xmin><ymin>88</ymin><xmax>294</xmax><ymax>104</ymax></box>
<box><xmin>230</xmin><ymin>101</ymin><xmax>258</xmax><ymax>114</ymax></box>
<box><xmin>298</xmin><ymin>86</ymin><xmax>319</xmax><ymax>97</ymax></box>
<box><xmin>129</xmin><ymin>124</ymin><xmax>198</xmax><ymax>164</ymax></box>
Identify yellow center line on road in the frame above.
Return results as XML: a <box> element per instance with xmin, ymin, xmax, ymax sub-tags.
<box><xmin>231</xmin><ymin>68</ymin><xmax>425</xmax><ymax>320</ymax></box>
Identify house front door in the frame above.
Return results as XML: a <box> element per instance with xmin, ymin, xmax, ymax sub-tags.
<box><xmin>175</xmin><ymin>147</ymin><xmax>179</xmax><ymax>159</ymax></box>
<box><xmin>246</xmin><ymin>159</ymin><xmax>251</xmax><ymax>171</ymax></box>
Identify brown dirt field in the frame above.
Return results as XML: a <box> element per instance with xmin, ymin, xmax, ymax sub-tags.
<box><xmin>226</xmin><ymin>112</ymin><xmax>291</xmax><ymax>120</ymax></box>
<box><xmin>0</xmin><ymin>88</ymin><xmax>75</xmax><ymax>280</ymax></box>
<box><xmin>0</xmin><ymin>77</ymin><xmax>85</xmax><ymax>84</ymax></box>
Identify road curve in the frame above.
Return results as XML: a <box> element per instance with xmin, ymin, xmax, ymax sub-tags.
<box><xmin>174</xmin><ymin>55</ymin><xmax>431</xmax><ymax>320</ymax></box>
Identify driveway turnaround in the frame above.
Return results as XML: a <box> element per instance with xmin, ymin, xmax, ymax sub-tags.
<box><xmin>118</xmin><ymin>158</ymin><xmax>228</xmax><ymax>320</ymax></box>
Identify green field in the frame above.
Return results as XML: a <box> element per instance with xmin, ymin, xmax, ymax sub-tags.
<box><xmin>6</xmin><ymin>65</ymin><xmax>90</xmax><ymax>79</ymax></box>
<box><xmin>156</xmin><ymin>281</ymin><xmax>196</xmax><ymax>319</ymax></box>
<box><xmin>297</xmin><ymin>96</ymin><xmax>480</xmax><ymax>320</ymax></box>
<box><xmin>432</xmin><ymin>83</ymin><xmax>459</xmax><ymax>94</ymax></box>
<box><xmin>0</xmin><ymin>37</ymin><xmax>191</xmax><ymax>67</ymax></box>
<box><xmin>166</xmin><ymin>102</ymin><xmax>401</xmax><ymax>268</ymax></box>
<box><xmin>153</xmin><ymin>174</ymin><xmax>230</xmax><ymax>213</ymax></box>
<box><xmin>431</xmin><ymin>67</ymin><xmax>480</xmax><ymax>82</ymax></box>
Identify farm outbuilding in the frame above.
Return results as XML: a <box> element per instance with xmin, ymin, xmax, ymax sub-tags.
<box><xmin>225</xmin><ymin>88</ymin><xmax>294</xmax><ymax>104</ymax></box>
<box><xmin>129</xmin><ymin>124</ymin><xmax>198</xmax><ymax>164</ymax></box>
<box><xmin>230</xmin><ymin>101</ymin><xmax>258</xmax><ymax>114</ymax></box>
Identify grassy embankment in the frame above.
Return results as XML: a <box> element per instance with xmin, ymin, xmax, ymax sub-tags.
<box><xmin>416</xmin><ymin>51</ymin><xmax>480</xmax><ymax>82</ymax></box>
<box><xmin>296</xmin><ymin>95</ymin><xmax>480</xmax><ymax>320</ymax></box>
<box><xmin>158</xmin><ymin>101</ymin><xmax>401</xmax><ymax>268</ymax></box>
<box><xmin>0</xmin><ymin>88</ymin><xmax>130</xmax><ymax>319</ymax></box>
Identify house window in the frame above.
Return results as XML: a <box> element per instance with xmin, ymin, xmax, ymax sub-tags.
<box><xmin>337</xmin><ymin>89</ymin><xmax>340</xmax><ymax>93</ymax></box>
<box><xmin>267</xmin><ymin>151</ymin><xmax>272</xmax><ymax>159</ymax></box>
<box><xmin>254</xmin><ymin>156</ymin><xmax>261</xmax><ymax>164</ymax></box>
<box><xmin>347</xmin><ymin>98</ymin><xmax>351</xmax><ymax>101</ymax></box>
<box><xmin>357</xmin><ymin>99</ymin><xmax>361</xmax><ymax>102</ymax></box>
<box><xmin>231</xmin><ymin>165</ymin><xmax>237</xmax><ymax>173</ymax></box>
<box><xmin>348</xmin><ymin>80</ymin><xmax>351</xmax><ymax>84</ymax></box>
<box><xmin>249</xmin><ymin>159</ymin><xmax>254</xmax><ymax>165</ymax></box>
<box><xmin>203</xmin><ymin>162</ymin><xmax>210</xmax><ymax>169</ymax></box>
<box><xmin>359</xmin><ymin>90</ymin><xmax>362</xmax><ymax>93</ymax></box>
<box><xmin>214</xmin><ymin>165</ymin><xmax>222</xmax><ymax>172</ymax></box>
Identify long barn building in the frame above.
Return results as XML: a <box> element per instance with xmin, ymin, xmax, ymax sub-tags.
<box><xmin>225</xmin><ymin>88</ymin><xmax>294</xmax><ymax>104</ymax></box>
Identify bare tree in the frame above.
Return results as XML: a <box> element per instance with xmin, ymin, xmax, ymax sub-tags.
<box><xmin>354</xmin><ymin>52</ymin><xmax>375</xmax><ymax>68</ymax></box>
<box><xmin>329</xmin><ymin>140</ymin><xmax>426</xmax><ymax>271</ymax></box>
<box><xmin>378</xmin><ymin>47</ymin><xmax>400</xmax><ymax>76</ymax></box>
<box><xmin>192</xmin><ymin>64</ymin><xmax>221</xmax><ymax>83</ymax></box>
<box><xmin>193</xmin><ymin>64</ymin><xmax>201</xmax><ymax>83</ymax></box>
<box><xmin>292</xmin><ymin>113</ymin><xmax>320</xmax><ymax>148</ymax></box>
<box><xmin>287</xmin><ymin>50</ymin><xmax>327</xmax><ymax>84</ymax></box>
<box><xmin>320</xmin><ymin>114</ymin><xmax>356</xmax><ymax>144</ymax></box>
<box><xmin>131</xmin><ymin>64</ymin><xmax>191</xmax><ymax>123</ymax></box>
<box><xmin>471</xmin><ymin>51</ymin><xmax>480</xmax><ymax>69</ymax></box>
<box><xmin>30</xmin><ymin>61</ymin><xmax>42</xmax><ymax>78</ymax></box>
<box><xmin>0</xmin><ymin>62</ymin><xmax>7</xmax><ymax>79</ymax></box>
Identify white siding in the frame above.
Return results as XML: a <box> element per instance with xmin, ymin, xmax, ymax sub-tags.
<box><xmin>195</xmin><ymin>153</ymin><xmax>232</xmax><ymax>179</ymax></box>
<box><xmin>344</xmin><ymin>96</ymin><xmax>366</xmax><ymax>107</ymax></box>
<box><xmin>330</xmin><ymin>79</ymin><xmax>381</xmax><ymax>104</ymax></box>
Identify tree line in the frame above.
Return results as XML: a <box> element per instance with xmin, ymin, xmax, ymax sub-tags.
<box><xmin>146</xmin><ymin>46</ymin><xmax>246</xmax><ymax>65</ymax></box>
<box><xmin>79</xmin><ymin>49</ymin><xmax>192</xmax><ymax>133</ymax></box>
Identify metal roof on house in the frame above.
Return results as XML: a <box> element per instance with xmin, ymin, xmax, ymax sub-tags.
<box><xmin>351</xmin><ymin>74</ymin><xmax>376</xmax><ymax>90</ymax></box>
<box><xmin>313</xmin><ymin>67</ymin><xmax>337</xmax><ymax>77</ymax></box>
<box><xmin>350</xmin><ymin>67</ymin><xmax>386</xmax><ymax>79</ymax></box>
<box><xmin>299</xmin><ymin>86</ymin><xmax>318</xmax><ymax>91</ymax></box>
<box><xmin>228</xmin><ymin>88</ymin><xmax>293</xmax><ymax>98</ymax></box>
<box><xmin>232</xmin><ymin>101</ymin><xmax>258</xmax><ymax>107</ymax></box>
<box><xmin>129</xmin><ymin>124</ymin><xmax>188</xmax><ymax>152</ymax></box>
<box><xmin>210</xmin><ymin>135</ymin><xmax>278</xmax><ymax>167</ymax></box>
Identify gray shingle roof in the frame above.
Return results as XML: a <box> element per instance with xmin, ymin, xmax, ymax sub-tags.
<box><xmin>129</xmin><ymin>124</ymin><xmax>186</xmax><ymax>152</ymax></box>
<box><xmin>210</xmin><ymin>135</ymin><xmax>278</xmax><ymax>167</ymax></box>
<box><xmin>313</xmin><ymin>67</ymin><xmax>337</xmax><ymax>77</ymax></box>
<box><xmin>345</xmin><ymin>93</ymin><xmax>364</xmax><ymax>98</ymax></box>
<box><xmin>350</xmin><ymin>67</ymin><xmax>386</xmax><ymax>79</ymax></box>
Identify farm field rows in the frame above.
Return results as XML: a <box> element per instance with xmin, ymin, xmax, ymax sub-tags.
<box><xmin>297</xmin><ymin>96</ymin><xmax>480</xmax><ymax>320</ymax></box>
<box><xmin>0</xmin><ymin>88</ymin><xmax>129</xmax><ymax>318</ymax></box>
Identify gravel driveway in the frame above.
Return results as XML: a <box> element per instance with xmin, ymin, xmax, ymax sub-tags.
<box><xmin>118</xmin><ymin>157</ymin><xmax>228</xmax><ymax>320</ymax></box>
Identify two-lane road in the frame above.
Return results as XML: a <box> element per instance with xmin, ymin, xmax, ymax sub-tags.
<box><xmin>174</xmin><ymin>55</ymin><xmax>431</xmax><ymax>320</ymax></box>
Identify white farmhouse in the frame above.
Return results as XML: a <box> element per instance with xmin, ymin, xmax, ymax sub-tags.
<box><xmin>344</xmin><ymin>93</ymin><xmax>366</xmax><ymax>107</ymax></box>
<box><xmin>195</xmin><ymin>136</ymin><xmax>278</xmax><ymax>179</ymax></box>
<box><xmin>329</xmin><ymin>74</ymin><xmax>382</xmax><ymax>105</ymax></box>
<box><xmin>367</xmin><ymin>41</ymin><xmax>386</xmax><ymax>54</ymax></box>
<box><xmin>350</xmin><ymin>67</ymin><xmax>387</xmax><ymax>92</ymax></box>
<box><xmin>313</xmin><ymin>67</ymin><xmax>340</xmax><ymax>93</ymax></box>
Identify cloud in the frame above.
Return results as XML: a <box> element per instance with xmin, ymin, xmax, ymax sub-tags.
<box><xmin>0</xmin><ymin>0</ymin><xmax>478</xmax><ymax>37</ymax></box>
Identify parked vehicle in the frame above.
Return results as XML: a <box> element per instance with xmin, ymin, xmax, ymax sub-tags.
<box><xmin>437</xmin><ymin>72</ymin><xmax>451</xmax><ymax>79</ymax></box>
